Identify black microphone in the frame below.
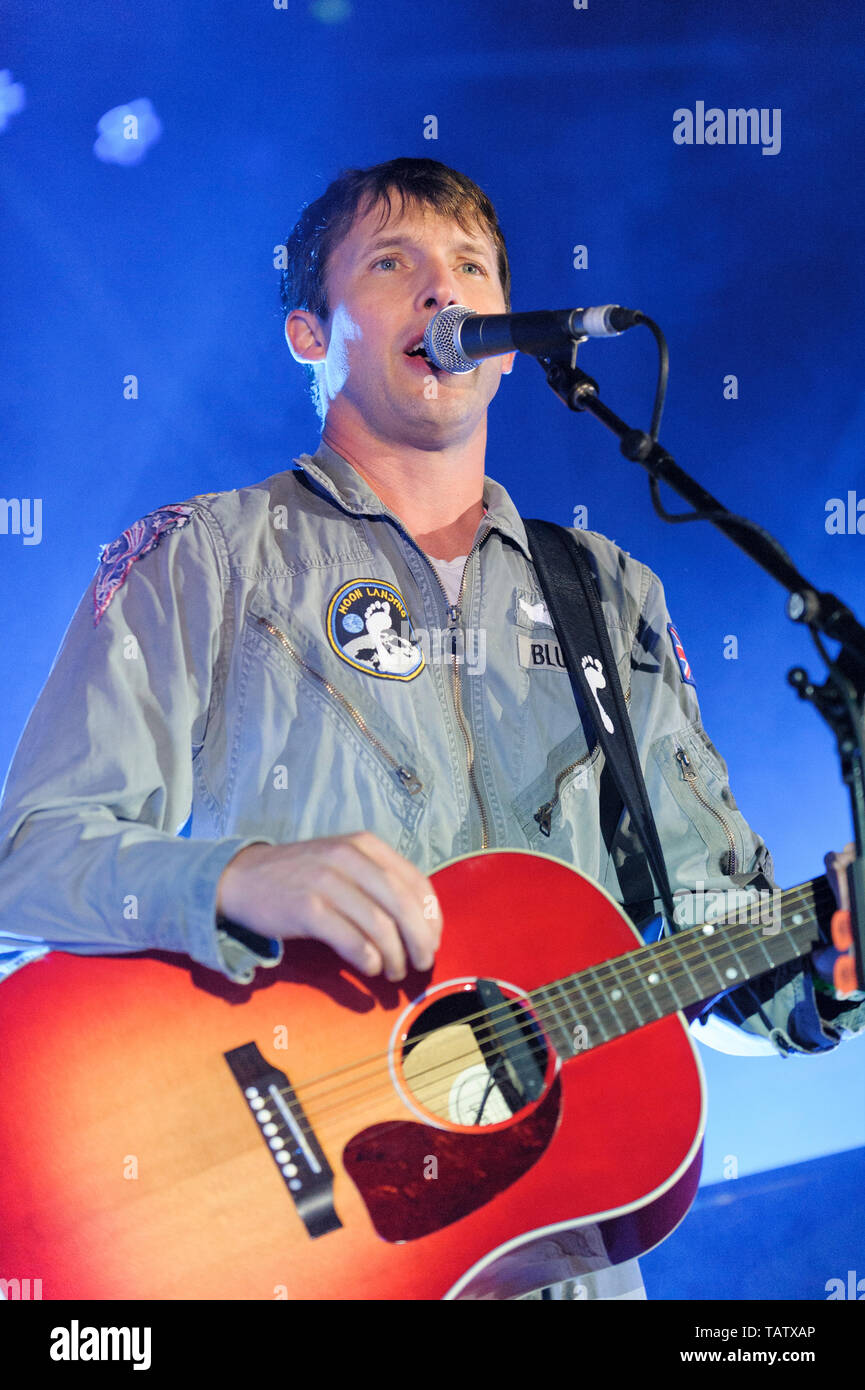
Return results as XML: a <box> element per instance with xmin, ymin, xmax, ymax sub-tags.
<box><xmin>423</xmin><ymin>304</ymin><xmax>642</xmax><ymax>373</ymax></box>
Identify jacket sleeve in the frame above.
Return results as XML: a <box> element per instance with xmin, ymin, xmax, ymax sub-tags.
<box><xmin>621</xmin><ymin>560</ymin><xmax>865</xmax><ymax>1057</ymax></box>
<box><xmin>0</xmin><ymin>505</ymin><xmax>280</xmax><ymax>985</ymax></box>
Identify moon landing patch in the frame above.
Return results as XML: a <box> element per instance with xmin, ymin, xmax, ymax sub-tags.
<box><xmin>326</xmin><ymin>579</ymin><xmax>425</xmax><ymax>680</ymax></box>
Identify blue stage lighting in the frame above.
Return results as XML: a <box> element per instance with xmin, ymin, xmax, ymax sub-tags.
<box><xmin>93</xmin><ymin>97</ymin><xmax>162</xmax><ymax>166</ymax></box>
<box><xmin>0</xmin><ymin>70</ymin><xmax>25</xmax><ymax>133</ymax></box>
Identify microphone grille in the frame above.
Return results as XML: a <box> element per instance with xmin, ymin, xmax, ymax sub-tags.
<box><xmin>424</xmin><ymin>305</ymin><xmax>478</xmax><ymax>373</ymax></box>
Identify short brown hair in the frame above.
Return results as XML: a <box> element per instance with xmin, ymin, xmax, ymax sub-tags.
<box><xmin>280</xmin><ymin>157</ymin><xmax>511</xmax><ymax>417</ymax></box>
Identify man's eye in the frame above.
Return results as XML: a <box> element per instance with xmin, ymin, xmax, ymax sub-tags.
<box><xmin>373</xmin><ymin>257</ymin><xmax>398</xmax><ymax>270</ymax></box>
<box><xmin>461</xmin><ymin>262</ymin><xmax>485</xmax><ymax>274</ymax></box>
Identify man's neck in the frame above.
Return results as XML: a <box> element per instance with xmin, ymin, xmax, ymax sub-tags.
<box><xmin>321</xmin><ymin>420</ymin><xmax>488</xmax><ymax>562</ymax></box>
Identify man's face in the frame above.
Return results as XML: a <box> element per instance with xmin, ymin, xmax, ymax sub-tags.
<box><xmin>288</xmin><ymin>198</ymin><xmax>513</xmax><ymax>449</ymax></box>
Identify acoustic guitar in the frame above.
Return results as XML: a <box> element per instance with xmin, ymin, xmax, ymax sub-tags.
<box><xmin>0</xmin><ymin>849</ymin><xmax>836</xmax><ymax>1300</ymax></box>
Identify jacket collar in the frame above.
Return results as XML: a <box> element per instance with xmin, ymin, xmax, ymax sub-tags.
<box><xmin>293</xmin><ymin>437</ymin><xmax>533</xmax><ymax>562</ymax></box>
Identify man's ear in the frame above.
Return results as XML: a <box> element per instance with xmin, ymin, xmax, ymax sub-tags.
<box><xmin>285</xmin><ymin>309</ymin><xmax>328</xmax><ymax>364</ymax></box>
<box><xmin>501</xmin><ymin>351</ymin><xmax>516</xmax><ymax>376</ymax></box>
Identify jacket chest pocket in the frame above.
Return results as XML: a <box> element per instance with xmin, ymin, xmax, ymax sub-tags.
<box><xmin>511</xmin><ymin>723</ymin><xmax>604</xmax><ymax>871</ymax></box>
<box><xmin>225</xmin><ymin>594</ymin><xmax>433</xmax><ymax>855</ymax></box>
<box><xmin>650</xmin><ymin>722</ymin><xmax>750</xmax><ymax>880</ymax></box>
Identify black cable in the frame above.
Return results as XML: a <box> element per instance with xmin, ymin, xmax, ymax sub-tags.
<box><xmin>628</xmin><ymin>314</ymin><xmax>805</xmax><ymax>580</ymax></box>
<box><xmin>629</xmin><ymin>312</ymin><xmax>668</xmax><ymax>442</ymax></box>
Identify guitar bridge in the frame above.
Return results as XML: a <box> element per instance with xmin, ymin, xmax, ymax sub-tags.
<box><xmin>224</xmin><ymin>1042</ymin><xmax>342</xmax><ymax>1240</ymax></box>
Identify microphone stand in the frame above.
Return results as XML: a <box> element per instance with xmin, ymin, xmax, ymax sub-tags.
<box><xmin>538</xmin><ymin>339</ymin><xmax>865</xmax><ymax>991</ymax></box>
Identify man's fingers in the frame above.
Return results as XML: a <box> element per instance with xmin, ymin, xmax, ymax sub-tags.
<box><xmin>312</xmin><ymin>866</ymin><xmax>409</xmax><ymax>981</ymax></box>
<box><xmin>348</xmin><ymin>830</ymin><xmax>441</xmax><ymax>931</ymax></box>
<box><xmin>333</xmin><ymin>832</ymin><xmax>442</xmax><ymax>970</ymax></box>
<box><xmin>217</xmin><ymin>834</ymin><xmax>442</xmax><ymax>980</ymax></box>
<box><xmin>297</xmin><ymin>898</ymin><xmax>385</xmax><ymax>978</ymax></box>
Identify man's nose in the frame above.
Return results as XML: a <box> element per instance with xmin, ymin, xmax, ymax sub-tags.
<box><xmin>418</xmin><ymin>263</ymin><xmax>463</xmax><ymax>311</ymax></box>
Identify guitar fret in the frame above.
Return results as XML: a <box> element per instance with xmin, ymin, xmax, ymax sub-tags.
<box><xmin>664</xmin><ymin>928</ymin><xmax>702</xmax><ymax>1002</ymax></box>
<box><xmin>731</xmin><ymin>917</ymin><xmax>805</xmax><ymax>980</ymax></box>
<box><xmin>601</xmin><ymin>957</ymin><xmax>643</xmax><ymax>1032</ymax></box>
<box><xmin>750</xmin><ymin>923</ymin><xmax>777</xmax><ymax>973</ymax></box>
<box><xmin>569</xmin><ymin>975</ymin><xmax>612</xmax><ymax>1048</ymax></box>
<box><xmin>540</xmin><ymin>978</ymin><xmax>616</xmax><ymax>1057</ymax></box>
<box><xmin>711</xmin><ymin>929</ymin><xmax>751</xmax><ymax>991</ymax></box>
<box><xmin>698</xmin><ymin>924</ymin><xmax>781</xmax><ymax>988</ymax></box>
<box><xmin>762</xmin><ymin>921</ymin><xmax>808</xmax><ymax>968</ymax></box>
<box><xmin>631</xmin><ymin>961</ymin><xmax>674</xmax><ymax>1021</ymax></box>
<box><xmin>654</xmin><ymin>965</ymin><xmax>684</xmax><ymax>1014</ymax></box>
<box><xmin>553</xmin><ymin>977</ymin><xmax>607</xmax><ymax>1053</ymax></box>
<box><xmin>527</xmin><ymin>876</ymin><xmax>831</xmax><ymax>1064</ymax></box>
<box><xmin>537</xmin><ymin>982</ymin><xmax>581</xmax><ymax>1059</ymax></box>
<box><xmin>685</xmin><ymin>922</ymin><xmax>731</xmax><ymax>995</ymax></box>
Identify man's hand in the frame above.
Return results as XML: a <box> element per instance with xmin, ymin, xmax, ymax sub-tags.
<box><xmin>215</xmin><ymin>831</ymin><xmax>441</xmax><ymax>983</ymax></box>
<box><xmin>818</xmin><ymin>842</ymin><xmax>862</xmax><ymax>999</ymax></box>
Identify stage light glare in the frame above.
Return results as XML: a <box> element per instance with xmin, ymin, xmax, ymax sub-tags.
<box><xmin>94</xmin><ymin>97</ymin><xmax>163</xmax><ymax>167</ymax></box>
<box><xmin>0</xmin><ymin>70</ymin><xmax>26</xmax><ymax>133</ymax></box>
<box><xmin>309</xmin><ymin>0</ymin><xmax>352</xmax><ymax>24</ymax></box>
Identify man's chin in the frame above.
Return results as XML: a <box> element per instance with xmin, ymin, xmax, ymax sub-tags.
<box><xmin>327</xmin><ymin>375</ymin><xmax>491</xmax><ymax>449</ymax></box>
<box><xmin>393</xmin><ymin>394</ymin><xmax>486</xmax><ymax>448</ymax></box>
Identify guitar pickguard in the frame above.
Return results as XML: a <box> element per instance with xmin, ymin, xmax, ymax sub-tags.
<box><xmin>343</xmin><ymin>1077</ymin><xmax>562</xmax><ymax>1242</ymax></box>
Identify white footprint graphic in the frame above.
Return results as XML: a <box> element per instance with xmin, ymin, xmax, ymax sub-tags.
<box><xmin>363</xmin><ymin>599</ymin><xmax>417</xmax><ymax>674</ymax></box>
<box><xmin>581</xmin><ymin>655</ymin><xmax>614</xmax><ymax>734</ymax></box>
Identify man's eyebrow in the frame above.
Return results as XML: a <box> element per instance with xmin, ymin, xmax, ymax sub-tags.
<box><xmin>358</xmin><ymin>233</ymin><xmax>493</xmax><ymax>261</ymax></box>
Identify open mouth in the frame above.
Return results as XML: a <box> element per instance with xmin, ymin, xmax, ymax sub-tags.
<box><xmin>403</xmin><ymin>336</ymin><xmax>439</xmax><ymax>371</ymax></box>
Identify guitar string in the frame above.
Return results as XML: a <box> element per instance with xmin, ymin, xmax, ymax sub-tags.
<box><xmin>294</xmin><ymin>918</ymin><xmax>810</xmax><ymax>1138</ymax></box>
<box><xmin>284</xmin><ymin>876</ymin><xmax>828</xmax><ymax>1102</ymax></box>
<box><xmin>292</xmin><ymin>878</ymin><xmax>828</xmax><ymax>1102</ymax></box>
<box><xmin>259</xmin><ymin>882</ymin><xmax>832</xmax><ymax>1142</ymax></box>
<box><xmin>283</xmin><ymin>881</ymin><xmax>829</xmax><ymax>1126</ymax></box>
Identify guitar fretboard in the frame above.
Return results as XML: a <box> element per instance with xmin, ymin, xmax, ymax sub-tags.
<box><xmin>532</xmin><ymin>876</ymin><xmax>835</xmax><ymax>1058</ymax></box>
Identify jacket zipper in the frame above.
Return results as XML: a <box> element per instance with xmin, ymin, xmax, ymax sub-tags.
<box><xmin>534</xmin><ymin>750</ymin><xmax>597</xmax><ymax>837</ymax></box>
<box><xmin>425</xmin><ymin>524</ymin><xmax>493</xmax><ymax>851</ymax></box>
<box><xmin>534</xmin><ymin>680</ymin><xmax>631</xmax><ymax>837</ymax></box>
<box><xmin>255</xmin><ymin>617</ymin><xmax>423</xmax><ymax>795</ymax></box>
<box><xmin>675</xmin><ymin>746</ymin><xmax>738</xmax><ymax>874</ymax></box>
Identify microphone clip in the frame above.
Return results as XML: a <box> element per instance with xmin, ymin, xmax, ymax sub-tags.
<box><xmin>539</xmin><ymin>340</ymin><xmax>599</xmax><ymax>412</ymax></box>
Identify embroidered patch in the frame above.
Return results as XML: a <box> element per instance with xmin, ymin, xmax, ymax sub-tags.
<box><xmin>517</xmin><ymin>633</ymin><xmax>568</xmax><ymax>671</ymax></box>
<box><xmin>668</xmin><ymin>622</ymin><xmax>696</xmax><ymax>687</ymax></box>
<box><xmin>93</xmin><ymin>504</ymin><xmax>194</xmax><ymax>626</ymax></box>
<box><xmin>326</xmin><ymin>579</ymin><xmax>425</xmax><ymax>680</ymax></box>
<box><xmin>518</xmin><ymin>595</ymin><xmax>553</xmax><ymax>627</ymax></box>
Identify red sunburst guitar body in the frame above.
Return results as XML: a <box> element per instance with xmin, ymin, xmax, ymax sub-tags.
<box><xmin>0</xmin><ymin>851</ymin><xmax>706</xmax><ymax>1299</ymax></box>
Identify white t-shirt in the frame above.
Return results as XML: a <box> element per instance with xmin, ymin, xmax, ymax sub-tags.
<box><xmin>428</xmin><ymin>553</ymin><xmax>469</xmax><ymax>605</ymax></box>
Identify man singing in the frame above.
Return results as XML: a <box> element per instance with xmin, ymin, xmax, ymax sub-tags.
<box><xmin>0</xmin><ymin>157</ymin><xmax>860</xmax><ymax>1300</ymax></box>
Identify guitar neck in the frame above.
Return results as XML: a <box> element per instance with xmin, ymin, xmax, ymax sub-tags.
<box><xmin>534</xmin><ymin>875</ymin><xmax>835</xmax><ymax>1059</ymax></box>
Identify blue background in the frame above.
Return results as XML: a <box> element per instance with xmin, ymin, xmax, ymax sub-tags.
<box><xmin>1</xmin><ymin>0</ymin><xmax>863</xmax><ymax>1299</ymax></box>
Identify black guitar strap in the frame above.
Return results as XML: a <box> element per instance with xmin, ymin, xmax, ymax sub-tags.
<box><xmin>522</xmin><ymin>518</ymin><xmax>677</xmax><ymax>926</ymax></box>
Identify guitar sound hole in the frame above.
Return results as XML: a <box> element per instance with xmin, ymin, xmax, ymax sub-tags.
<box><xmin>399</xmin><ymin>982</ymin><xmax>551</xmax><ymax>1129</ymax></box>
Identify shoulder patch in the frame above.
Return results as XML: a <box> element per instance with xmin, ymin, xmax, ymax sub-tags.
<box><xmin>667</xmin><ymin>621</ymin><xmax>696</xmax><ymax>687</ymax></box>
<box><xmin>93</xmin><ymin>504</ymin><xmax>194</xmax><ymax>626</ymax></box>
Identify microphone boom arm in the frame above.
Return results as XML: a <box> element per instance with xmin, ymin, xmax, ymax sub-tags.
<box><xmin>538</xmin><ymin>337</ymin><xmax>865</xmax><ymax>994</ymax></box>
